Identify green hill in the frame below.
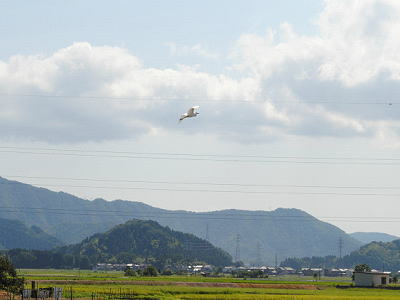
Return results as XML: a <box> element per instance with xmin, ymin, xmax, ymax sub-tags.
<box><xmin>64</xmin><ymin>219</ymin><xmax>232</xmax><ymax>266</ymax></box>
<box><xmin>7</xmin><ymin>219</ymin><xmax>232</xmax><ymax>268</ymax></box>
<box><xmin>0</xmin><ymin>177</ymin><xmax>362</xmax><ymax>264</ymax></box>
<box><xmin>282</xmin><ymin>239</ymin><xmax>400</xmax><ymax>272</ymax></box>
<box><xmin>342</xmin><ymin>239</ymin><xmax>400</xmax><ymax>271</ymax></box>
<box><xmin>350</xmin><ymin>232</ymin><xmax>399</xmax><ymax>244</ymax></box>
<box><xmin>0</xmin><ymin>217</ymin><xmax>62</xmax><ymax>250</ymax></box>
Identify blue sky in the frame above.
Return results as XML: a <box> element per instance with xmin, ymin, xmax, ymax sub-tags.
<box><xmin>1</xmin><ymin>0</ymin><xmax>400</xmax><ymax>236</ymax></box>
<box><xmin>0</xmin><ymin>0</ymin><xmax>321</xmax><ymax>70</ymax></box>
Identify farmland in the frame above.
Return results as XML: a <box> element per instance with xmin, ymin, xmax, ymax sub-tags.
<box><xmin>18</xmin><ymin>269</ymin><xmax>400</xmax><ymax>299</ymax></box>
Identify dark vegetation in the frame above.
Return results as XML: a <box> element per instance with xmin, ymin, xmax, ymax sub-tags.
<box><xmin>6</xmin><ymin>219</ymin><xmax>232</xmax><ymax>269</ymax></box>
<box><xmin>354</xmin><ymin>264</ymin><xmax>371</xmax><ymax>272</ymax></box>
<box><xmin>125</xmin><ymin>265</ymin><xmax>159</xmax><ymax>277</ymax></box>
<box><xmin>0</xmin><ymin>255</ymin><xmax>24</xmax><ymax>294</ymax></box>
<box><xmin>232</xmin><ymin>269</ymin><xmax>268</xmax><ymax>278</ymax></box>
<box><xmin>281</xmin><ymin>239</ymin><xmax>400</xmax><ymax>272</ymax></box>
<box><xmin>0</xmin><ymin>177</ymin><xmax>361</xmax><ymax>264</ymax></box>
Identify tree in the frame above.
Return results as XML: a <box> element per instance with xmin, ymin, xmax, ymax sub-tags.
<box><xmin>0</xmin><ymin>255</ymin><xmax>24</xmax><ymax>295</ymax></box>
<box><xmin>124</xmin><ymin>268</ymin><xmax>137</xmax><ymax>277</ymax></box>
<box><xmin>78</xmin><ymin>255</ymin><xmax>91</xmax><ymax>269</ymax></box>
<box><xmin>354</xmin><ymin>264</ymin><xmax>371</xmax><ymax>273</ymax></box>
<box><xmin>142</xmin><ymin>265</ymin><xmax>158</xmax><ymax>277</ymax></box>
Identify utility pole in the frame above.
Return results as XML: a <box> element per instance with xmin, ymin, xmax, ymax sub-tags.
<box><xmin>256</xmin><ymin>241</ymin><xmax>261</xmax><ymax>266</ymax></box>
<box><xmin>338</xmin><ymin>237</ymin><xmax>343</xmax><ymax>259</ymax></box>
<box><xmin>235</xmin><ymin>234</ymin><xmax>241</xmax><ymax>262</ymax></box>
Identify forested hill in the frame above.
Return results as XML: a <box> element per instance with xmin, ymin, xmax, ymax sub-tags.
<box><xmin>0</xmin><ymin>177</ymin><xmax>361</xmax><ymax>264</ymax></box>
<box><xmin>0</xmin><ymin>217</ymin><xmax>62</xmax><ymax>250</ymax></box>
<box><xmin>65</xmin><ymin>219</ymin><xmax>232</xmax><ymax>267</ymax></box>
<box><xmin>8</xmin><ymin>219</ymin><xmax>232</xmax><ymax>268</ymax></box>
<box><xmin>281</xmin><ymin>239</ymin><xmax>400</xmax><ymax>272</ymax></box>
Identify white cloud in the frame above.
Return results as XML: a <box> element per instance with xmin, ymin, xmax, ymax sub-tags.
<box><xmin>1</xmin><ymin>0</ymin><xmax>400</xmax><ymax>145</ymax></box>
<box><xmin>0</xmin><ymin>42</ymin><xmax>259</xmax><ymax>142</ymax></box>
<box><xmin>234</xmin><ymin>0</ymin><xmax>400</xmax><ymax>86</ymax></box>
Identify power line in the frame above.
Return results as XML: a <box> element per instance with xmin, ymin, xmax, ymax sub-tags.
<box><xmin>2</xmin><ymin>181</ymin><xmax>399</xmax><ymax>197</ymax></box>
<box><xmin>256</xmin><ymin>241</ymin><xmax>262</xmax><ymax>265</ymax></box>
<box><xmin>0</xmin><ymin>149</ymin><xmax>400</xmax><ymax>165</ymax></box>
<box><xmin>4</xmin><ymin>174</ymin><xmax>400</xmax><ymax>190</ymax></box>
<box><xmin>1</xmin><ymin>205</ymin><xmax>399</xmax><ymax>220</ymax></box>
<box><xmin>0</xmin><ymin>205</ymin><xmax>400</xmax><ymax>222</ymax></box>
<box><xmin>0</xmin><ymin>93</ymin><xmax>398</xmax><ymax>105</ymax></box>
<box><xmin>1</xmin><ymin>146</ymin><xmax>399</xmax><ymax>162</ymax></box>
<box><xmin>235</xmin><ymin>234</ymin><xmax>240</xmax><ymax>262</ymax></box>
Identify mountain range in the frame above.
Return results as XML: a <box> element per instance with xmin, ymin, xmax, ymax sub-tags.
<box><xmin>0</xmin><ymin>217</ymin><xmax>62</xmax><ymax>250</ymax></box>
<box><xmin>350</xmin><ymin>232</ymin><xmax>399</xmax><ymax>244</ymax></box>
<box><xmin>0</xmin><ymin>176</ymin><xmax>362</xmax><ymax>264</ymax></box>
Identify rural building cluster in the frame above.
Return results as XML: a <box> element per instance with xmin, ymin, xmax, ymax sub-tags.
<box><xmin>90</xmin><ymin>263</ymin><xmax>398</xmax><ymax>288</ymax></box>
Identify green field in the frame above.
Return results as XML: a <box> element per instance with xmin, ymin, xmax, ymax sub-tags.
<box><xmin>17</xmin><ymin>269</ymin><xmax>400</xmax><ymax>299</ymax></box>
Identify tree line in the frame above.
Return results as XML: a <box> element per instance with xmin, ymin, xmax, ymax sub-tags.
<box><xmin>280</xmin><ymin>239</ymin><xmax>400</xmax><ymax>271</ymax></box>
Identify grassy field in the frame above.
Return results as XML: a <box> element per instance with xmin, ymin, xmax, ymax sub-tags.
<box><xmin>17</xmin><ymin>269</ymin><xmax>400</xmax><ymax>299</ymax></box>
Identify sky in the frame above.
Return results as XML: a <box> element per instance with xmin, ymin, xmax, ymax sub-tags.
<box><xmin>1</xmin><ymin>0</ymin><xmax>400</xmax><ymax>236</ymax></box>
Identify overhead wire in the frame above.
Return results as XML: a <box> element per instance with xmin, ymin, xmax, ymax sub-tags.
<box><xmin>0</xmin><ymin>94</ymin><xmax>398</xmax><ymax>226</ymax></box>
<box><xmin>0</xmin><ymin>147</ymin><xmax>400</xmax><ymax>165</ymax></box>
<box><xmin>0</xmin><ymin>93</ymin><xmax>398</xmax><ymax>105</ymax></box>
<box><xmin>0</xmin><ymin>205</ymin><xmax>399</xmax><ymax>223</ymax></box>
<box><xmin>0</xmin><ymin>146</ymin><xmax>400</xmax><ymax>161</ymax></box>
<box><xmin>1</xmin><ymin>181</ymin><xmax>399</xmax><ymax>197</ymax></box>
<box><xmin>5</xmin><ymin>174</ymin><xmax>400</xmax><ymax>190</ymax></box>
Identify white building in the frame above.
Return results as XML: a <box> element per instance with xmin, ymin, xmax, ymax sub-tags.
<box><xmin>354</xmin><ymin>271</ymin><xmax>390</xmax><ymax>287</ymax></box>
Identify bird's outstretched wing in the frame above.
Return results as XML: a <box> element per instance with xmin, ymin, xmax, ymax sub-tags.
<box><xmin>187</xmin><ymin>106</ymin><xmax>200</xmax><ymax>115</ymax></box>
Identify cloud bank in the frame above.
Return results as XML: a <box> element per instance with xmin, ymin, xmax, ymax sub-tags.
<box><xmin>1</xmin><ymin>0</ymin><xmax>400</xmax><ymax>145</ymax></box>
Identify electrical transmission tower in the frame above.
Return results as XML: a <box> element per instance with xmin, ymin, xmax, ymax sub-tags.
<box><xmin>256</xmin><ymin>241</ymin><xmax>261</xmax><ymax>266</ymax></box>
<box><xmin>234</xmin><ymin>234</ymin><xmax>241</xmax><ymax>262</ymax></box>
<box><xmin>338</xmin><ymin>237</ymin><xmax>343</xmax><ymax>259</ymax></box>
<box><xmin>205</xmin><ymin>224</ymin><xmax>209</xmax><ymax>241</ymax></box>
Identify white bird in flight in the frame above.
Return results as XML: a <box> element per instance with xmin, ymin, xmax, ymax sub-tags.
<box><xmin>179</xmin><ymin>106</ymin><xmax>200</xmax><ymax>122</ymax></box>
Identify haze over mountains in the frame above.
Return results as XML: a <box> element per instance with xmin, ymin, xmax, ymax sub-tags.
<box><xmin>0</xmin><ymin>217</ymin><xmax>62</xmax><ymax>250</ymax></box>
<box><xmin>0</xmin><ymin>177</ymin><xmax>363</xmax><ymax>264</ymax></box>
<box><xmin>349</xmin><ymin>232</ymin><xmax>399</xmax><ymax>244</ymax></box>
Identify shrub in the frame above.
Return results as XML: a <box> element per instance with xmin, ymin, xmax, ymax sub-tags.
<box><xmin>0</xmin><ymin>255</ymin><xmax>24</xmax><ymax>294</ymax></box>
<box><xmin>142</xmin><ymin>266</ymin><xmax>158</xmax><ymax>277</ymax></box>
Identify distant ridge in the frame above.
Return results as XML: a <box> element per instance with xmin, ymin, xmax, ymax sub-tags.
<box><xmin>0</xmin><ymin>176</ymin><xmax>362</xmax><ymax>264</ymax></box>
<box><xmin>0</xmin><ymin>217</ymin><xmax>62</xmax><ymax>250</ymax></box>
<box><xmin>350</xmin><ymin>232</ymin><xmax>399</xmax><ymax>244</ymax></box>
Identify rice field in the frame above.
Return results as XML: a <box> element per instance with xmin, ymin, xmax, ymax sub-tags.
<box><xmin>17</xmin><ymin>269</ymin><xmax>400</xmax><ymax>299</ymax></box>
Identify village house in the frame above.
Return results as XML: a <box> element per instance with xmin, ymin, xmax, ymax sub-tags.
<box><xmin>301</xmin><ymin>268</ymin><xmax>324</xmax><ymax>277</ymax></box>
<box><xmin>353</xmin><ymin>271</ymin><xmax>391</xmax><ymax>287</ymax></box>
